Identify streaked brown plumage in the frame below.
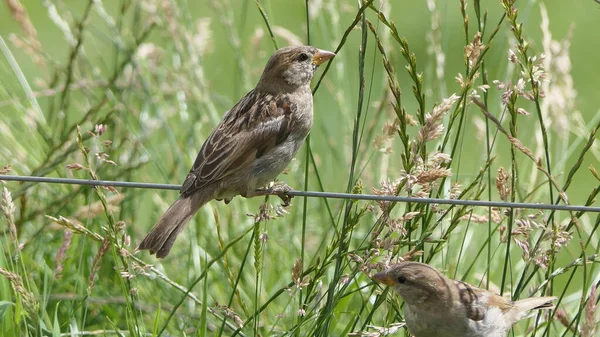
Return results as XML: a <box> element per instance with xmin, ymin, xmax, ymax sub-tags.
<box><xmin>139</xmin><ymin>46</ymin><xmax>335</xmax><ymax>258</ymax></box>
<box><xmin>372</xmin><ymin>261</ymin><xmax>556</xmax><ymax>337</ymax></box>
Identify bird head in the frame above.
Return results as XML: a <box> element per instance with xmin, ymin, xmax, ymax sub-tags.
<box><xmin>372</xmin><ymin>261</ymin><xmax>450</xmax><ymax>306</ymax></box>
<box><xmin>257</xmin><ymin>46</ymin><xmax>335</xmax><ymax>92</ymax></box>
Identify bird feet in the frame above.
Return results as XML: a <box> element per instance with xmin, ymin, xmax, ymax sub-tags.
<box><xmin>244</xmin><ymin>182</ymin><xmax>294</xmax><ymax>206</ymax></box>
<box><xmin>269</xmin><ymin>182</ymin><xmax>294</xmax><ymax>207</ymax></box>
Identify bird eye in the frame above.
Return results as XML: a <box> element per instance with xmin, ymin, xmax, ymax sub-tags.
<box><xmin>397</xmin><ymin>276</ymin><xmax>407</xmax><ymax>284</ymax></box>
<box><xmin>297</xmin><ymin>53</ymin><xmax>310</xmax><ymax>62</ymax></box>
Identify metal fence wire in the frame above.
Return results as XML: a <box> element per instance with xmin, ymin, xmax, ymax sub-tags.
<box><xmin>1</xmin><ymin>175</ymin><xmax>599</xmax><ymax>213</ymax></box>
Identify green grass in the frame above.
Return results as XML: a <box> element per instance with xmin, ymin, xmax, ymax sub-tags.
<box><xmin>1</xmin><ymin>0</ymin><xmax>599</xmax><ymax>336</ymax></box>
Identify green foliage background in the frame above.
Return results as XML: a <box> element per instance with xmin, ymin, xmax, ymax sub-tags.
<box><xmin>0</xmin><ymin>0</ymin><xmax>599</xmax><ymax>336</ymax></box>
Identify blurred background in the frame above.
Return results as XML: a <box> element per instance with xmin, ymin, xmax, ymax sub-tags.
<box><xmin>1</xmin><ymin>0</ymin><xmax>599</xmax><ymax>198</ymax></box>
<box><xmin>1</xmin><ymin>0</ymin><xmax>599</xmax><ymax>336</ymax></box>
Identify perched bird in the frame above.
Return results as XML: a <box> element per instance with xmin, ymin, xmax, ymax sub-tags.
<box><xmin>372</xmin><ymin>262</ymin><xmax>556</xmax><ymax>337</ymax></box>
<box><xmin>138</xmin><ymin>46</ymin><xmax>335</xmax><ymax>258</ymax></box>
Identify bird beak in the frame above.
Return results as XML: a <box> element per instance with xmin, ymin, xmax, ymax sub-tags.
<box><xmin>312</xmin><ymin>49</ymin><xmax>336</xmax><ymax>66</ymax></box>
<box><xmin>372</xmin><ymin>272</ymin><xmax>396</xmax><ymax>286</ymax></box>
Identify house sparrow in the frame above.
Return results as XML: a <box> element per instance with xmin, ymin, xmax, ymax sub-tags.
<box><xmin>372</xmin><ymin>261</ymin><xmax>556</xmax><ymax>337</ymax></box>
<box><xmin>138</xmin><ymin>46</ymin><xmax>335</xmax><ymax>258</ymax></box>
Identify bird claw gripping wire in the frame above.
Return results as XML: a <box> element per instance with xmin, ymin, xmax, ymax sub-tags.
<box><xmin>270</xmin><ymin>182</ymin><xmax>294</xmax><ymax>207</ymax></box>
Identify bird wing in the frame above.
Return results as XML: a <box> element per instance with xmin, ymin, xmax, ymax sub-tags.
<box><xmin>180</xmin><ymin>90</ymin><xmax>297</xmax><ymax>197</ymax></box>
<box><xmin>454</xmin><ymin>279</ymin><xmax>553</xmax><ymax>324</ymax></box>
<box><xmin>455</xmin><ymin>280</ymin><xmax>492</xmax><ymax>322</ymax></box>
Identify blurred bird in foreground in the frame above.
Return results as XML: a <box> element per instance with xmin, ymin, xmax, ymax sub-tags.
<box><xmin>139</xmin><ymin>46</ymin><xmax>335</xmax><ymax>258</ymax></box>
<box><xmin>372</xmin><ymin>261</ymin><xmax>556</xmax><ymax>337</ymax></box>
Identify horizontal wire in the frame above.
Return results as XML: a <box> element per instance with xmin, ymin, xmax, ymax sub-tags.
<box><xmin>1</xmin><ymin>174</ymin><xmax>599</xmax><ymax>213</ymax></box>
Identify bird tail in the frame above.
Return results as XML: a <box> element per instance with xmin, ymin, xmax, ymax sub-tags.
<box><xmin>510</xmin><ymin>296</ymin><xmax>557</xmax><ymax>323</ymax></box>
<box><xmin>138</xmin><ymin>192</ymin><xmax>209</xmax><ymax>258</ymax></box>
<box><xmin>514</xmin><ymin>296</ymin><xmax>557</xmax><ymax>311</ymax></box>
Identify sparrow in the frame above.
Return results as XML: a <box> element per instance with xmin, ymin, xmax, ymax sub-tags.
<box><xmin>372</xmin><ymin>261</ymin><xmax>556</xmax><ymax>337</ymax></box>
<box><xmin>138</xmin><ymin>46</ymin><xmax>335</xmax><ymax>258</ymax></box>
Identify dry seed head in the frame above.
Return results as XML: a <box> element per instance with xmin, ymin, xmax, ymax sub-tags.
<box><xmin>416</xmin><ymin>167</ymin><xmax>452</xmax><ymax>184</ymax></box>
<box><xmin>554</xmin><ymin>308</ymin><xmax>573</xmax><ymax>331</ymax></box>
<box><xmin>552</xmin><ymin>226</ymin><xmax>572</xmax><ymax>250</ymax></box>
<box><xmin>66</xmin><ymin>163</ymin><xmax>86</xmax><ymax>171</ymax></box>
<box><xmin>1</xmin><ymin>188</ymin><xmax>16</xmax><ymax>215</ymax></box>
<box><xmin>102</xmin><ymin>185</ymin><xmax>118</xmax><ymax>193</ymax></box>
<box><xmin>492</xmin><ymin>207</ymin><xmax>503</xmax><ymax>224</ymax></box>
<box><xmin>46</xmin><ymin>215</ymin><xmax>104</xmax><ymax>241</ymax></box>
<box><xmin>464</xmin><ymin>32</ymin><xmax>485</xmax><ymax>67</ymax></box>
<box><xmin>540</xmin><ymin>4</ymin><xmax>577</xmax><ymax>138</ymax></box>
<box><xmin>292</xmin><ymin>259</ymin><xmax>302</xmax><ymax>283</ymax></box>
<box><xmin>160</xmin><ymin>0</ymin><xmax>183</xmax><ymax>51</ymax></box>
<box><xmin>449</xmin><ymin>182</ymin><xmax>462</xmax><ymax>199</ymax></box>
<box><xmin>54</xmin><ymin>230</ymin><xmax>72</xmax><ymax>279</ymax></box>
<box><xmin>413</xmin><ymin>190</ymin><xmax>431</xmax><ymax>199</ymax></box>
<box><xmin>215</xmin><ymin>304</ymin><xmax>244</xmax><ymax>328</ymax></box>
<box><xmin>378</xmin><ymin>238</ymin><xmax>396</xmax><ymax>252</ymax></box>
<box><xmin>384</xmin><ymin>217</ymin><xmax>405</xmax><ymax>235</ymax></box>
<box><xmin>349</xmin><ymin>323</ymin><xmax>406</xmax><ymax>337</ymax></box>
<box><xmin>402</xmin><ymin>211</ymin><xmax>420</xmax><ymax>222</ymax></box>
<box><xmin>496</xmin><ymin>167</ymin><xmax>511</xmax><ymax>201</ymax></box>
<box><xmin>249</xmin><ymin>202</ymin><xmax>272</xmax><ymax>223</ymax></box>
<box><xmin>94</xmin><ymin>124</ymin><xmax>107</xmax><ymax>136</ymax></box>
<box><xmin>426</xmin><ymin>0</ymin><xmax>445</xmax><ymax>82</ymax></box>
<box><xmin>493</xmin><ymin>79</ymin><xmax>506</xmax><ymax>90</ymax></box>
<box><xmin>74</xmin><ymin>194</ymin><xmax>125</xmax><ymax>219</ymax></box>
<box><xmin>372</xmin><ymin>178</ymin><xmax>400</xmax><ymax>213</ymax></box>
<box><xmin>1</xmin><ymin>187</ymin><xmax>17</xmax><ymax>240</ymax></box>
<box><xmin>455</xmin><ymin>73</ymin><xmax>465</xmax><ymax>87</ymax></box>
<box><xmin>0</xmin><ymin>165</ymin><xmax>11</xmax><ymax>175</ymax></box>
<box><xmin>459</xmin><ymin>213</ymin><xmax>489</xmax><ymax>223</ymax></box>
<box><xmin>89</xmin><ymin>235</ymin><xmax>111</xmax><ymax>290</ymax></box>
<box><xmin>0</xmin><ymin>267</ymin><xmax>39</xmax><ymax>316</ymax></box>
<box><xmin>400</xmin><ymin>247</ymin><xmax>424</xmax><ymax>261</ymax></box>
<box><xmin>373</xmin><ymin>135</ymin><xmax>392</xmax><ymax>154</ymax></box>
<box><xmin>429</xmin><ymin>152</ymin><xmax>452</xmax><ymax>165</ymax></box>
<box><xmin>418</xmin><ymin>94</ymin><xmax>460</xmax><ymax>144</ymax></box>
<box><xmin>508</xmin><ymin>49</ymin><xmax>518</xmax><ymax>63</ymax></box>
<box><xmin>383</xmin><ymin>118</ymin><xmax>400</xmax><ymax>137</ymax></box>
<box><xmin>96</xmin><ymin>152</ymin><xmax>116</xmax><ymax>166</ymax></box>
<box><xmin>193</xmin><ymin>18</ymin><xmax>213</xmax><ymax>56</ymax></box>
<box><xmin>250</xmin><ymin>27</ymin><xmax>265</xmax><ymax>51</ymax></box>
<box><xmin>136</xmin><ymin>43</ymin><xmax>162</xmax><ymax>65</ymax></box>
<box><xmin>533</xmin><ymin>249</ymin><xmax>551</xmax><ymax>269</ymax></box>
<box><xmin>472</xmin><ymin>115</ymin><xmax>486</xmax><ymax>142</ymax></box>
<box><xmin>120</xmin><ymin>270</ymin><xmax>135</xmax><ymax>280</ymax></box>
<box><xmin>6</xmin><ymin>0</ymin><xmax>43</xmax><ymax>58</ymax></box>
<box><xmin>582</xmin><ymin>285</ymin><xmax>598</xmax><ymax>337</ymax></box>
<box><xmin>513</xmin><ymin>237</ymin><xmax>530</xmax><ymax>258</ymax></box>
<box><xmin>508</xmin><ymin>135</ymin><xmax>535</xmax><ymax>158</ymax></box>
<box><xmin>258</xmin><ymin>232</ymin><xmax>268</xmax><ymax>244</ymax></box>
<box><xmin>274</xmin><ymin>204</ymin><xmax>289</xmax><ymax>217</ymax></box>
<box><xmin>8</xmin><ymin>34</ymin><xmax>45</xmax><ymax>68</ymax></box>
